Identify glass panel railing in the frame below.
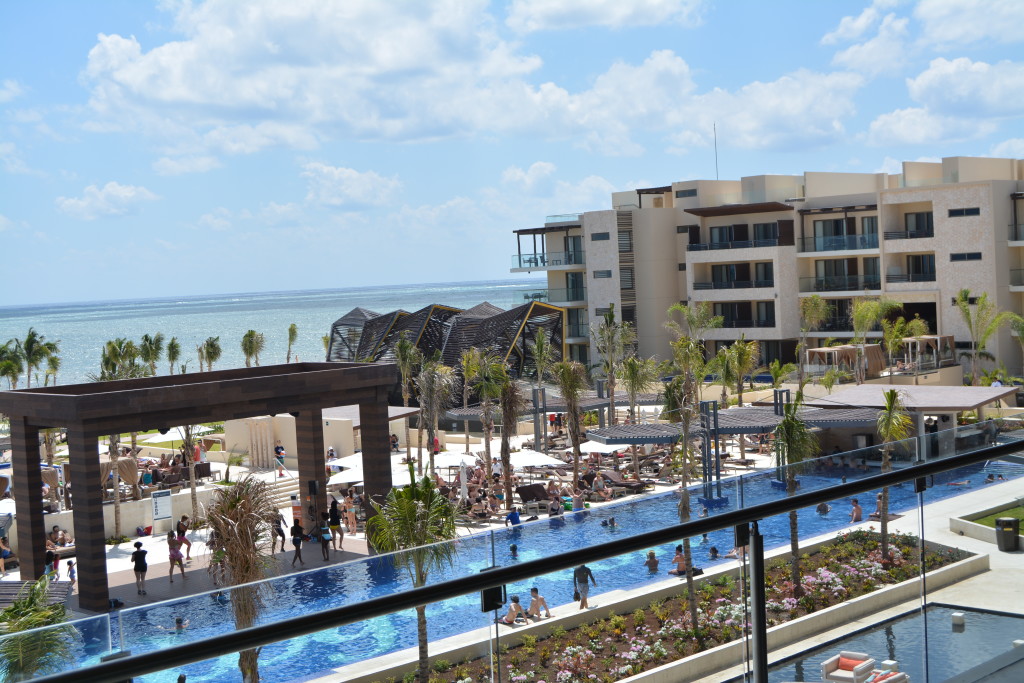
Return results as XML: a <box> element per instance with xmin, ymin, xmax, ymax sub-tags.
<box><xmin>799</xmin><ymin>274</ymin><xmax>882</xmax><ymax>292</ymax></box>
<box><xmin>886</xmin><ymin>272</ymin><xmax>937</xmax><ymax>283</ymax></box>
<box><xmin>511</xmin><ymin>251</ymin><xmax>586</xmax><ymax>268</ymax></box>
<box><xmin>692</xmin><ymin>279</ymin><xmax>774</xmax><ymax>290</ymax></box>
<box><xmin>798</xmin><ymin>233</ymin><xmax>880</xmax><ymax>252</ymax></box>
<box><xmin>1009</xmin><ymin>223</ymin><xmax>1024</xmax><ymax>241</ymax></box>
<box><xmin>687</xmin><ymin>239</ymin><xmax>779</xmax><ymax>251</ymax></box>
<box><xmin>1011</xmin><ymin>269</ymin><xmax>1024</xmax><ymax>286</ymax></box>
<box><xmin>545</xmin><ymin>213</ymin><xmax>582</xmax><ymax>223</ymax></box>
<box><xmin>0</xmin><ymin>612</ymin><xmax>111</xmax><ymax>679</ymax></box>
<box><xmin>566</xmin><ymin>323</ymin><xmax>589</xmax><ymax>337</ymax></box>
<box><xmin>883</xmin><ymin>230</ymin><xmax>934</xmax><ymax>240</ymax></box>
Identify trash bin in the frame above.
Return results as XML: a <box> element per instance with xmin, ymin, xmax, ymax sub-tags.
<box><xmin>995</xmin><ymin>517</ymin><xmax>1020</xmax><ymax>552</ymax></box>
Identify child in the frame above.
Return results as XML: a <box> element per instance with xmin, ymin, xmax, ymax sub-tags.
<box><xmin>66</xmin><ymin>560</ymin><xmax>76</xmax><ymax>591</ymax></box>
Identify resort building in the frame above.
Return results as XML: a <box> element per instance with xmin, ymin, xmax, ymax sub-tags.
<box><xmin>511</xmin><ymin>155</ymin><xmax>1024</xmax><ymax>374</ymax></box>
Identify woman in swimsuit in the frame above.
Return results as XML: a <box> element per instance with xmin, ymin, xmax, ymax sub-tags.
<box><xmin>176</xmin><ymin>515</ymin><xmax>192</xmax><ymax>561</ymax></box>
<box><xmin>167</xmin><ymin>530</ymin><xmax>186</xmax><ymax>583</ymax></box>
<box><xmin>290</xmin><ymin>518</ymin><xmax>305</xmax><ymax>567</ymax></box>
<box><xmin>319</xmin><ymin>512</ymin><xmax>331</xmax><ymax>561</ymax></box>
<box><xmin>131</xmin><ymin>541</ymin><xmax>148</xmax><ymax>595</ymax></box>
<box><xmin>344</xmin><ymin>489</ymin><xmax>358</xmax><ymax>534</ymax></box>
<box><xmin>329</xmin><ymin>499</ymin><xmax>344</xmax><ymax>551</ymax></box>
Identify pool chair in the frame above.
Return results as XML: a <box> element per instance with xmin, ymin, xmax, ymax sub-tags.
<box><xmin>821</xmin><ymin>651</ymin><xmax>876</xmax><ymax>683</ymax></box>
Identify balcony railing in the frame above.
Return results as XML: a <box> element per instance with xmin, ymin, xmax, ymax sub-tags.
<box><xmin>548</xmin><ymin>287</ymin><xmax>586</xmax><ymax>303</ymax></box>
<box><xmin>1011</xmin><ymin>269</ymin><xmax>1024</xmax><ymax>287</ymax></box>
<box><xmin>798</xmin><ymin>275</ymin><xmax>881</xmax><ymax>293</ymax></box>
<box><xmin>545</xmin><ymin>213</ymin><xmax>582</xmax><ymax>223</ymax></box>
<box><xmin>687</xmin><ymin>238</ymin><xmax>779</xmax><ymax>251</ymax></box>
<box><xmin>883</xmin><ymin>230</ymin><xmax>933</xmax><ymax>240</ymax></box>
<box><xmin>566</xmin><ymin>323</ymin><xmax>589</xmax><ymax>338</ymax></box>
<box><xmin>885</xmin><ymin>272</ymin><xmax>937</xmax><ymax>283</ymax></box>
<box><xmin>798</xmin><ymin>233</ymin><xmax>879</xmax><ymax>252</ymax></box>
<box><xmin>1010</xmin><ymin>224</ymin><xmax>1024</xmax><ymax>241</ymax></box>
<box><xmin>511</xmin><ymin>251</ymin><xmax>585</xmax><ymax>268</ymax></box>
<box><xmin>720</xmin><ymin>318</ymin><xmax>775</xmax><ymax>328</ymax></box>
<box><xmin>692</xmin><ymin>279</ymin><xmax>774</xmax><ymax>290</ymax></box>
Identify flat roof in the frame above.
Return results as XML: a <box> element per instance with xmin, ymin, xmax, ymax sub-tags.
<box><xmin>802</xmin><ymin>384</ymin><xmax>1018</xmax><ymax>412</ymax></box>
<box><xmin>684</xmin><ymin>201</ymin><xmax>794</xmax><ymax>217</ymax></box>
<box><xmin>321</xmin><ymin>404</ymin><xmax>419</xmax><ymax>430</ymax></box>
<box><xmin>513</xmin><ymin>225</ymin><xmax>581</xmax><ymax>235</ymax></box>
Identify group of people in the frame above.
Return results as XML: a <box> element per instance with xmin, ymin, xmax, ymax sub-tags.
<box><xmin>276</xmin><ymin>490</ymin><xmax>361</xmax><ymax>567</ymax></box>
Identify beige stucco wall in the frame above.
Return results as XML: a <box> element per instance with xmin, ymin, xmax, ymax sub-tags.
<box><xmin>804</xmin><ymin>172</ymin><xmax>886</xmax><ymax>198</ymax></box>
<box><xmin>632</xmin><ymin>208</ymin><xmax>681</xmax><ymax>361</ymax></box>
<box><xmin>582</xmin><ymin>211</ymin><xmax>621</xmax><ymax>347</ymax></box>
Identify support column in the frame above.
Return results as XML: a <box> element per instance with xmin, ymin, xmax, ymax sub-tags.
<box><xmin>295</xmin><ymin>410</ymin><xmax>327</xmax><ymax>523</ymax></box>
<box><xmin>359</xmin><ymin>387</ymin><xmax>394</xmax><ymax>517</ymax></box>
<box><xmin>11</xmin><ymin>417</ymin><xmax>44</xmax><ymax>580</ymax></box>
<box><xmin>749</xmin><ymin>521</ymin><xmax>769</xmax><ymax>682</ymax></box>
<box><xmin>66</xmin><ymin>425</ymin><xmax>110</xmax><ymax>612</ymax></box>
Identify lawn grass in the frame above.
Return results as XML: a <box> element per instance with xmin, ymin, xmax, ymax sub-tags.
<box><xmin>973</xmin><ymin>505</ymin><xmax>1024</xmax><ymax>529</ymax></box>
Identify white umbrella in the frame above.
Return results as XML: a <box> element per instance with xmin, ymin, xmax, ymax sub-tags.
<box><xmin>564</xmin><ymin>440</ymin><xmax>624</xmax><ymax>455</ymax></box>
<box><xmin>509</xmin><ymin>449</ymin><xmax>565</xmax><ymax>469</ymax></box>
<box><xmin>142</xmin><ymin>425</ymin><xmax>213</xmax><ymax>443</ymax></box>
<box><xmin>433</xmin><ymin>451</ymin><xmax>477</xmax><ymax>469</ymax></box>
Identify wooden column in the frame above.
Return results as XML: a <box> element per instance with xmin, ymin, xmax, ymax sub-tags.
<box><xmin>10</xmin><ymin>417</ymin><xmax>44</xmax><ymax>579</ymax></box>
<box><xmin>295</xmin><ymin>410</ymin><xmax>327</xmax><ymax>523</ymax></box>
<box><xmin>359</xmin><ymin>387</ymin><xmax>393</xmax><ymax>516</ymax></box>
<box><xmin>66</xmin><ymin>426</ymin><xmax>110</xmax><ymax>612</ymax></box>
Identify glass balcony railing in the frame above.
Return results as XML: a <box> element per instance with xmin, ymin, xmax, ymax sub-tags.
<box><xmin>1012</xmin><ymin>269</ymin><xmax>1024</xmax><ymax>286</ymax></box>
<box><xmin>511</xmin><ymin>251</ymin><xmax>585</xmax><ymax>268</ymax></box>
<box><xmin>884</xmin><ymin>229</ymin><xmax>934</xmax><ymax>240</ymax></box>
<box><xmin>692</xmin><ymin>279</ymin><xmax>774</xmax><ymax>290</ymax></box>
<box><xmin>514</xmin><ymin>288</ymin><xmax>586</xmax><ymax>304</ymax></box>
<box><xmin>886</xmin><ymin>271</ymin><xmax>937</xmax><ymax>283</ymax></box>
<box><xmin>687</xmin><ymin>238</ymin><xmax>779</xmax><ymax>251</ymax></box>
<box><xmin>566</xmin><ymin>322</ymin><xmax>589</xmax><ymax>337</ymax></box>
<box><xmin>545</xmin><ymin>213</ymin><xmax>582</xmax><ymax>223</ymax></box>
<box><xmin>719</xmin><ymin>318</ymin><xmax>775</xmax><ymax>328</ymax></box>
<box><xmin>799</xmin><ymin>274</ymin><xmax>882</xmax><ymax>292</ymax></box>
<box><xmin>798</xmin><ymin>233</ymin><xmax>879</xmax><ymax>252</ymax></box>
<box><xmin>1009</xmin><ymin>223</ymin><xmax>1024</xmax><ymax>241</ymax></box>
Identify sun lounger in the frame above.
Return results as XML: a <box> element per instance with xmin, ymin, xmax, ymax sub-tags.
<box><xmin>599</xmin><ymin>470</ymin><xmax>650</xmax><ymax>492</ymax></box>
<box><xmin>821</xmin><ymin>651</ymin><xmax>876</xmax><ymax>683</ymax></box>
<box><xmin>516</xmin><ymin>484</ymin><xmax>548</xmax><ymax>504</ymax></box>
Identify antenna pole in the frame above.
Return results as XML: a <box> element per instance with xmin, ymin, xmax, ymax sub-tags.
<box><xmin>713</xmin><ymin>122</ymin><xmax>719</xmax><ymax>180</ymax></box>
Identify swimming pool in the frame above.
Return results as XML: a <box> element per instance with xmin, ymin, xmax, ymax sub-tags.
<box><xmin>766</xmin><ymin>604</ymin><xmax>1024</xmax><ymax>682</ymax></box>
<box><xmin>45</xmin><ymin>459</ymin><xmax>1024</xmax><ymax>681</ymax></box>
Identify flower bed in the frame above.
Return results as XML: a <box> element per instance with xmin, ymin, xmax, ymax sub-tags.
<box><xmin>401</xmin><ymin>530</ymin><xmax>969</xmax><ymax>683</ymax></box>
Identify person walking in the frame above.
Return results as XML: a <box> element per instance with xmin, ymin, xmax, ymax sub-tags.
<box><xmin>176</xmin><ymin>515</ymin><xmax>192</xmax><ymax>561</ymax></box>
<box><xmin>167</xmin><ymin>531</ymin><xmax>186</xmax><ymax>583</ymax></box>
<box><xmin>273</xmin><ymin>512</ymin><xmax>287</xmax><ymax>554</ymax></box>
<box><xmin>573</xmin><ymin>564</ymin><xmax>596</xmax><ymax>610</ymax></box>
<box><xmin>344</xmin><ymin>489</ymin><xmax>358</xmax><ymax>535</ymax></box>
<box><xmin>66</xmin><ymin>560</ymin><xmax>77</xmax><ymax>592</ymax></box>
<box><xmin>131</xmin><ymin>541</ymin><xmax>148</xmax><ymax>595</ymax></box>
<box><xmin>318</xmin><ymin>512</ymin><xmax>331</xmax><ymax>562</ymax></box>
<box><xmin>329</xmin><ymin>499</ymin><xmax>344</xmax><ymax>551</ymax></box>
<box><xmin>290</xmin><ymin>518</ymin><xmax>305</xmax><ymax>567</ymax></box>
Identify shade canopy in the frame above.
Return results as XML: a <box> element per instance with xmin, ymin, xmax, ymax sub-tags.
<box><xmin>802</xmin><ymin>384</ymin><xmax>1019</xmax><ymax>412</ymax></box>
<box><xmin>806</xmin><ymin>344</ymin><xmax>886</xmax><ymax>375</ymax></box>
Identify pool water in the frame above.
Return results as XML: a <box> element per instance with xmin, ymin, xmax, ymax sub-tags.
<box><xmin>70</xmin><ymin>459</ymin><xmax>1024</xmax><ymax>681</ymax></box>
<box><xmin>767</xmin><ymin>605</ymin><xmax>1024</xmax><ymax>682</ymax></box>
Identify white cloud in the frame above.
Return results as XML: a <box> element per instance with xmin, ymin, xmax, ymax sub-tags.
<box><xmin>907</xmin><ymin>57</ymin><xmax>1024</xmax><ymax>117</ymax></box>
<box><xmin>991</xmin><ymin>138</ymin><xmax>1024</xmax><ymax>158</ymax></box>
<box><xmin>0</xmin><ymin>214</ymin><xmax>12</xmax><ymax>232</ymax></box>
<box><xmin>153</xmin><ymin>155</ymin><xmax>221</xmax><ymax>175</ymax></box>
<box><xmin>506</xmin><ymin>0</ymin><xmax>704</xmax><ymax>33</ymax></box>
<box><xmin>0</xmin><ymin>79</ymin><xmax>23</xmax><ymax>102</ymax></box>
<box><xmin>866</xmin><ymin>107</ymin><xmax>992</xmax><ymax>146</ymax></box>
<box><xmin>198</xmin><ymin>207</ymin><xmax>232</xmax><ymax>231</ymax></box>
<box><xmin>832</xmin><ymin>14</ymin><xmax>909</xmax><ymax>76</ymax></box>
<box><xmin>821</xmin><ymin>5</ymin><xmax>881</xmax><ymax>45</ymax></box>
<box><xmin>55</xmin><ymin>181</ymin><xmax>159</xmax><ymax>220</ymax></box>
<box><xmin>875</xmin><ymin>156</ymin><xmax>904</xmax><ymax>174</ymax></box>
<box><xmin>502</xmin><ymin>162</ymin><xmax>557</xmax><ymax>191</ymax></box>
<box><xmin>301</xmin><ymin>162</ymin><xmax>401</xmax><ymax>206</ymax></box>
<box><xmin>915</xmin><ymin>0</ymin><xmax>1024</xmax><ymax>47</ymax></box>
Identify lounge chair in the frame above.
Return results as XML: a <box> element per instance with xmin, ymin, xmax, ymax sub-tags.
<box><xmin>821</xmin><ymin>651</ymin><xmax>876</xmax><ymax>683</ymax></box>
<box><xmin>516</xmin><ymin>484</ymin><xmax>548</xmax><ymax>505</ymax></box>
<box><xmin>599</xmin><ymin>470</ymin><xmax>651</xmax><ymax>492</ymax></box>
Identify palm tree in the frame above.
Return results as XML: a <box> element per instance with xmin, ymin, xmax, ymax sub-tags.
<box><xmin>730</xmin><ymin>335</ymin><xmax>760</xmax><ymax>406</ymax></box>
<box><xmin>619</xmin><ymin>354</ymin><xmax>660</xmax><ymax>480</ymax></box>
<box><xmin>473</xmin><ymin>353</ymin><xmax>507</xmax><ymax>481</ymax></box>
<box><xmin>196</xmin><ymin>343</ymin><xmax>206</xmax><ymax>372</ymax></box>
<box><xmin>203</xmin><ymin>336</ymin><xmax>222</xmax><ymax>372</ymax></box>
<box><xmin>877</xmin><ymin>389</ymin><xmax>911</xmax><ymax>563</ymax></box>
<box><xmin>458</xmin><ymin>348</ymin><xmax>482</xmax><ymax>455</ymax></box>
<box><xmin>499</xmin><ymin>376</ymin><xmax>528</xmax><ymax>504</ymax></box>
<box><xmin>773</xmin><ymin>387</ymin><xmax>817</xmax><ymax>598</ymax></box>
<box><xmin>205</xmin><ymin>475</ymin><xmax>280</xmax><ymax>682</ymax></box>
<box><xmin>416</xmin><ymin>357</ymin><xmax>457</xmax><ymax>475</ymax></box>
<box><xmin>712</xmin><ymin>347</ymin><xmax>738</xmax><ymax>408</ymax></box>
<box><xmin>138</xmin><ymin>333</ymin><xmax>165</xmax><ymax>375</ymax></box>
<box><xmin>591</xmin><ymin>304</ymin><xmax>636</xmax><ymax>426</ymax></box>
<box><xmin>321</xmin><ymin>334</ymin><xmax>330</xmax><ymax>359</ymax></box>
<box><xmin>0</xmin><ymin>575</ymin><xmax>73</xmax><ymax>682</ymax></box>
<box><xmin>394</xmin><ymin>332</ymin><xmax>422</xmax><ymax>463</ymax></box>
<box><xmin>766</xmin><ymin>358</ymin><xmax>797</xmax><ymax>389</ymax></box>
<box><xmin>366</xmin><ymin>468</ymin><xmax>458</xmax><ymax>683</ymax></box>
<box><xmin>0</xmin><ymin>341</ymin><xmax>24</xmax><ymax>389</ymax></box>
<box><xmin>167</xmin><ymin>336</ymin><xmax>181</xmax><ymax>375</ymax></box>
<box><xmin>14</xmin><ymin>328</ymin><xmax>59</xmax><ymax>389</ymax></box>
<box><xmin>666</xmin><ymin>301</ymin><xmax>723</xmax><ymax>342</ymax></box>
<box><xmin>286</xmin><ymin>323</ymin><xmax>298</xmax><ymax>363</ymax></box>
<box><xmin>550</xmin><ymin>361</ymin><xmax>589</xmax><ymax>486</ymax></box>
<box><xmin>179</xmin><ymin>425</ymin><xmax>201</xmax><ymax>526</ymax></box>
<box><xmin>954</xmin><ymin>290</ymin><xmax>1017</xmax><ymax>385</ymax></box>
<box><xmin>44</xmin><ymin>354</ymin><xmax>61</xmax><ymax>386</ymax></box>
<box><xmin>241</xmin><ymin>330</ymin><xmax>266</xmax><ymax>367</ymax></box>
<box><xmin>797</xmin><ymin>295</ymin><xmax>831</xmax><ymax>385</ymax></box>
<box><xmin>526</xmin><ymin>328</ymin><xmax>557</xmax><ymax>452</ymax></box>
<box><xmin>851</xmin><ymin>298</ymin><xmax>899</xmax><ymax>384</ymax></box>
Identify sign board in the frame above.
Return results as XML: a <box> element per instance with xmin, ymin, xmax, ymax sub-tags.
<box><xmin>152</xmin><ymin>489</ymin><xmax>173</xmax><ymax>521</ymax></box>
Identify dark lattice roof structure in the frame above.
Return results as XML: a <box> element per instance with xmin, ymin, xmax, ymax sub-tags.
<box><xmin>326</xmin><ymin>300</ymin><xmax>566</xmax><ymax>387</ymax></box>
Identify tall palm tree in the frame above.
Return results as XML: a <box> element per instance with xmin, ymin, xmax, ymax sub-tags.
<box><xmin>526</xmin><ymin>328</ymin><xmax>557</xmax><ymax>452</ymax></box>
<box><xmin>241</xmin><ymin>330</ymin><xmax>266</xmax><ymax>367</ymax></box>
<box><xmin>620</xmin><ymin>354</ymin><xmax>660</xmax><ymax>479</ymax></box>
<box><xmin>14</xmin><ymin>328</ymin><xmax>59</xmax><ymax>389</ymax></box>
<box><xmin>712</xmin><ymin>347</ymin><xmax>738</xmax><ymax>408</ymax></box>
<box><xmin>0</xmin><ymin>575</ymin><xmax>72</xmax><ymax>682</ymax></box>
<box><xmin>0</xmin><ymin>341</ymin><xmax>24</xmax><ymax>389</ymax></box>
<box><xmin>591</xmin><ymin>304</ymin><xmax>636</xmax><ymax>426</ymax></box>
<box><xmin>321</xmin><ymin>334</ymin><xmax>330</xmax><ymax>359</ymax></box>
<box><xmin>167</xmin><ymin>336</ymin><xmax>181</xmax><ymax>375</ymax></box>
<box><xmin>877</xmin><ymin>389</ymin><xmax>912</xmax><ymax>563</ymax></box>
<box><xmin>473</xmin><ymin>353</ymin><xmax>507</xmax><ymax>481</ymax></box>
<box><xmin>286</xmin><ymin>323</ymin><xmax>298</xmax><ymax>363</ymax></box>
<box><xmin>179</xmin><ymin>425</ymin><xmax>201</xmax><ymax>526</ymax></box>
<box><xmin>766</xmin><ymin>358</ymin><xmax>797</xmax><ymax>389</ymax></box>
<box><xmin>138</xmin><ymin>332</ymin><xmax>165</xmax><ymax>375</ymax></box>
<box><xmin>550</xmin><ymin>361</ymin><xmax>589</xmax><ymax>486</ymax></box>
<box><xmin>203</xmin><ymin>336</ymin><xmax>222</xmax><ymax>372</ymax></box>
<box><xmin>499</xmin><ymin>377</ymin><xmax>528</xmax><ymax>504</ymax></box>
<box><xmin>366</xmin><ymin>468</ymin><xmax>458</xmax><ymax>683</ymax></box>
<box><xmin>851</xmin><ymin>298</ymin><xmax>899</xmax><ymax>384</ymax></box>
<box><xmin>416</xmin><ymin>357</ymin><xmax>457</xmax><ymax>475</ymax></box>
<box><xmin>773</xmin><ymin>387</ymin><xmax>817</xmax><ymax>598</ymax></box>
<box><xmin>196</xmin><ymin>343</ymin><xmax>206</xmax><ymax>372</ymax></box>
<box><xmin>797</xmin><ymin>295</ymin><xmax>831</xmax><ymax>385</ymax></box>
<box><xmin>44</xmin><ymin>354</ymin><xmax>61</xmax><ymax>386</ymax></box>
<box><xmin>458</xmin><ymin>348</ymin><xmax>482</xmax><ymax>455</ymax></box>
<box><xmin>394</xmin><ymin>332</ymin><xmax>422</xmax><ymax>463</ymax></box>
<box><xmin>954</xmin><ymin>290</ymin><xmax>1017</xmax><ymax>385</ymax></box>
<box><xmin>729</xmin><ymin>335</ymin><xmax>760</xmax><ymax>406</ymax></box>
<box><xmin>666</xmin><ymin>301</ymin><xmax>723</xmax><ymax>342</ymax></box>
<box><xmin>205</xmin><ymin>475</ymin><xmax>280</xmax><ymax>683</ymax></box>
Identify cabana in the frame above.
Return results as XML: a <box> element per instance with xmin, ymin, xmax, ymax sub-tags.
<box><xmin>806</xmin><ymin>344</ymin><xmax>886</xmax><ymax>381</ymax></box>
<box><xmin>900</xmin><ymin>334</ymin><xmax>955</xmax><ymax>372</ymax></box>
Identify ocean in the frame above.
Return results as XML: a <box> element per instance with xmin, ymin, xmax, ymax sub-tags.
<box><xmin>0</xmin><ymin>278</ymin><xmax>545</xmax><ymax>387</ymax></box>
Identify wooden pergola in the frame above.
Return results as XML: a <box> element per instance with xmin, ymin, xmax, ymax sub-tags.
<box><xmin>0</xmin><ymin>362</ymin><xmax>396</xmax><ymax>613</ymax></box>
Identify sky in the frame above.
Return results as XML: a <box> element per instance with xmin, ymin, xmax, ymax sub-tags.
<box><xmin>2</xmin><ymin>0</ymin><xmax>1024</xmax><ymax>306</ymax></box>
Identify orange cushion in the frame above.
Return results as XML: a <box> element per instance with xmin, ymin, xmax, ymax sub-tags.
<box><xmin>873</xmin><ymin>673</ymin><xmax>897</xmax><ymax>682</ymax></box>
<box><xmin>838</xmin><ymin>657</ymin><xmax>864</xmax><ymax>671</ymax></box>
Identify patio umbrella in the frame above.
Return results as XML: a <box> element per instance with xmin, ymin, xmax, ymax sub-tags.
<box><xmin>433</xmin><ymin>451</ymin><xmax>477</xmax><ymax>469</ymax></box>
<box><xmin>564</xmin><ymin>441</ymin><xmax>624</xmax><ymax>455</ymax></box>
<box><xmin>509</xmin><ymin>449</ymin><xmax>565</xmax><ymax>469</ymax></box>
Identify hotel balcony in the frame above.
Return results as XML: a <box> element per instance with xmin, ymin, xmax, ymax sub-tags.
<box><xmin>515</xmin><ymin>287</ymin><xmax>587</xmax><ymax>307</ymax></box>
<box><xmin>798</xmin><ymin>275</ymin><xmax>881</xmax><ymax>293</ymax></box>
<box><xmin>719</xmin><ymin>318</ymin><xmax>776</xmax><ymax>329</ymax></box>
<box><xmin>510</xmin><ymin>250</ymin><xmax>585</xmax><ymax>272</ymax></box>
<box><xmin>692</xmin><ymin>279</ymin><xmax>774</xmax><ymax>291</ymax></box>
<box><xmin>687</xmin><ymin>238</ymin><xmax>779</xmax><ymax>252</ymax></box>
<box><xmin>566</xmin><ymin>322</ymin><xmax>589</xmax><ymax>343</ymax></box>
<box><xmin>883</xmin><ymin>229</ymin><xmax>933</xmax><ymax>240</ymax></box>
<box><xmin>1009</xmin><ymin>224</ymin><xmax>1024</xmax><ymax>243</ymax></box>
<box><xmin>885</xmin><ymin>271</ymin><xmax>936</xmax><ymax>284</ymax></box>
<box><xmin>797</xmin><ymin>233</ymin><xmax>879</xmax><ymax>254</ymax></box>
<box><xmin>1011</xmin><ymin>269</ymin><xmax>1024</xmax><ymax>290</ymax></box>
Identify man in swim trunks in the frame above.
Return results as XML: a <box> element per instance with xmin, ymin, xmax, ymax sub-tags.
<box><xmin>499</xmin><ymin>595</ymin><xmax>528</xmax><ymax>624</ymax></box>
<box><xmin>526</xmin><ymin>587</ymin><xmax>551</xmax><ymax>619</ymax></box>
<box><xmin>573</xmin><ymin>564</ymin><xmax>596</xmax><ymax>610</ymax></box>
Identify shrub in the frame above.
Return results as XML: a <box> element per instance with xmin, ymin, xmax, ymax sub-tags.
<box><xmin>105</xmin><ymin>534</ymin><xmax>129</xmax><ymax>545</ymax></box>
<box><xmin>432</xmin><ymin>659</ymin><xmax>452</xmax><ymax>673</ymax></box>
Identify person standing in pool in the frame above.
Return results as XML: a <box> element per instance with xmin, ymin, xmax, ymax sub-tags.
<box><xmin>849</xmin><ymin>498</ymin><xmax>863</xmax><ymax>523</ymax></box>
<box><xmin>573</xmin><ymin>564</ymin><xmax>596</xmax><ymax>610</ymax></box>
<box><xmin>290</xmin><ymin>518</ymin><xmax>305</xmax><ymax>567</ymax></box>
<box><xmin>131</xmin><ymin>541</ymin><xmax>148</xmax><ymax>595</ymax></box>
<box><xmin>167</xmin><ymin>531</ymin><xmax>186</xmax><ymax>583</ymax></box>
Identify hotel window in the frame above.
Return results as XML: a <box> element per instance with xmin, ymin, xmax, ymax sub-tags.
<box><xmin>948</xmin><ymin>207</ymin><xmax>981</xmax><ymax>217</ymax></box>
<box><xmin>593</xmin><ymin>270</ymin><xmax>612</xmax><ymax>279</ymax></box>
<box><xmin>754</xmin><ymin>262</ymin><xmax>773</xmax><ymax>285</ymax></box>
<box><xmin>677</xmin><ymin>263</ymin><xmax>687</xmax><ymax>271</ymax></box>
<box><xmin>710</xmin><ymin>225</ymin><xmax>734</xmax><ymax>244</ymax></box>
<box><xmin>675</xmin><ymin>188</ymin><xmax>697</xmax><ymax>198</ymax></box>
<box><xmin>677</xmin><ymin>224</ymin><xmax>698</xmax><ymax>234</ymax></box>
<box><xmin>862</xmin><ymin>216</ymin><xmax>878</xmax><ymax>234</ymax></box>
<box><xmin>753</xmin><ymin>222</ymin><xmax>778</xmax><ymax>241</ymax></box>
<box><xmin>619</xmin><ymin>267</ymin><xmax>635</xmax><ymax>290</ymax></box>
<box><xmin>591</xmin><ymin>232</ymin><xmax>610</xmax><ymax>241</ymax></box>
<box><xmin>950</xmin><ymin>252</ymin><xmax>982</xmax><ymax>261</ymax></box>
<box><xmin>904</xmin><ymin>212</ymin><xmax>934</xmax><ymax>234</ymax></box>
<box><xmin>618</xmin><ymin>230</ymin><xmax>633</xmax><ymax>252</ymax></box>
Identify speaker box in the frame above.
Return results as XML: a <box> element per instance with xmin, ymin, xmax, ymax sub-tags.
<box><xmin>479</xmin><ymin>566</ymin><xmax>506</xmax><ymax>612</ymax></box>
<box><xmin>734</xmin><ymin>523</ymin><xmax>750</xmax><ymax>548</ymax></box>
<box><xmin>307</xmin><ymin>480</ymin><xmax>319</xmax><ymax>496</ymax></box>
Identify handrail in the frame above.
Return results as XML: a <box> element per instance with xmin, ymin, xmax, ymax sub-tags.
<box><xmin>33</xmin><ymin>437</ymin><xmax>1022</xmax><ymax>683</ymax></box>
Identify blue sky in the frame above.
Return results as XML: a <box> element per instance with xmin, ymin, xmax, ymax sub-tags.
<box><xmin>2</xmin><ymin>0</ymin><xmax>1024</xmax><ymax>306</ymax></box>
